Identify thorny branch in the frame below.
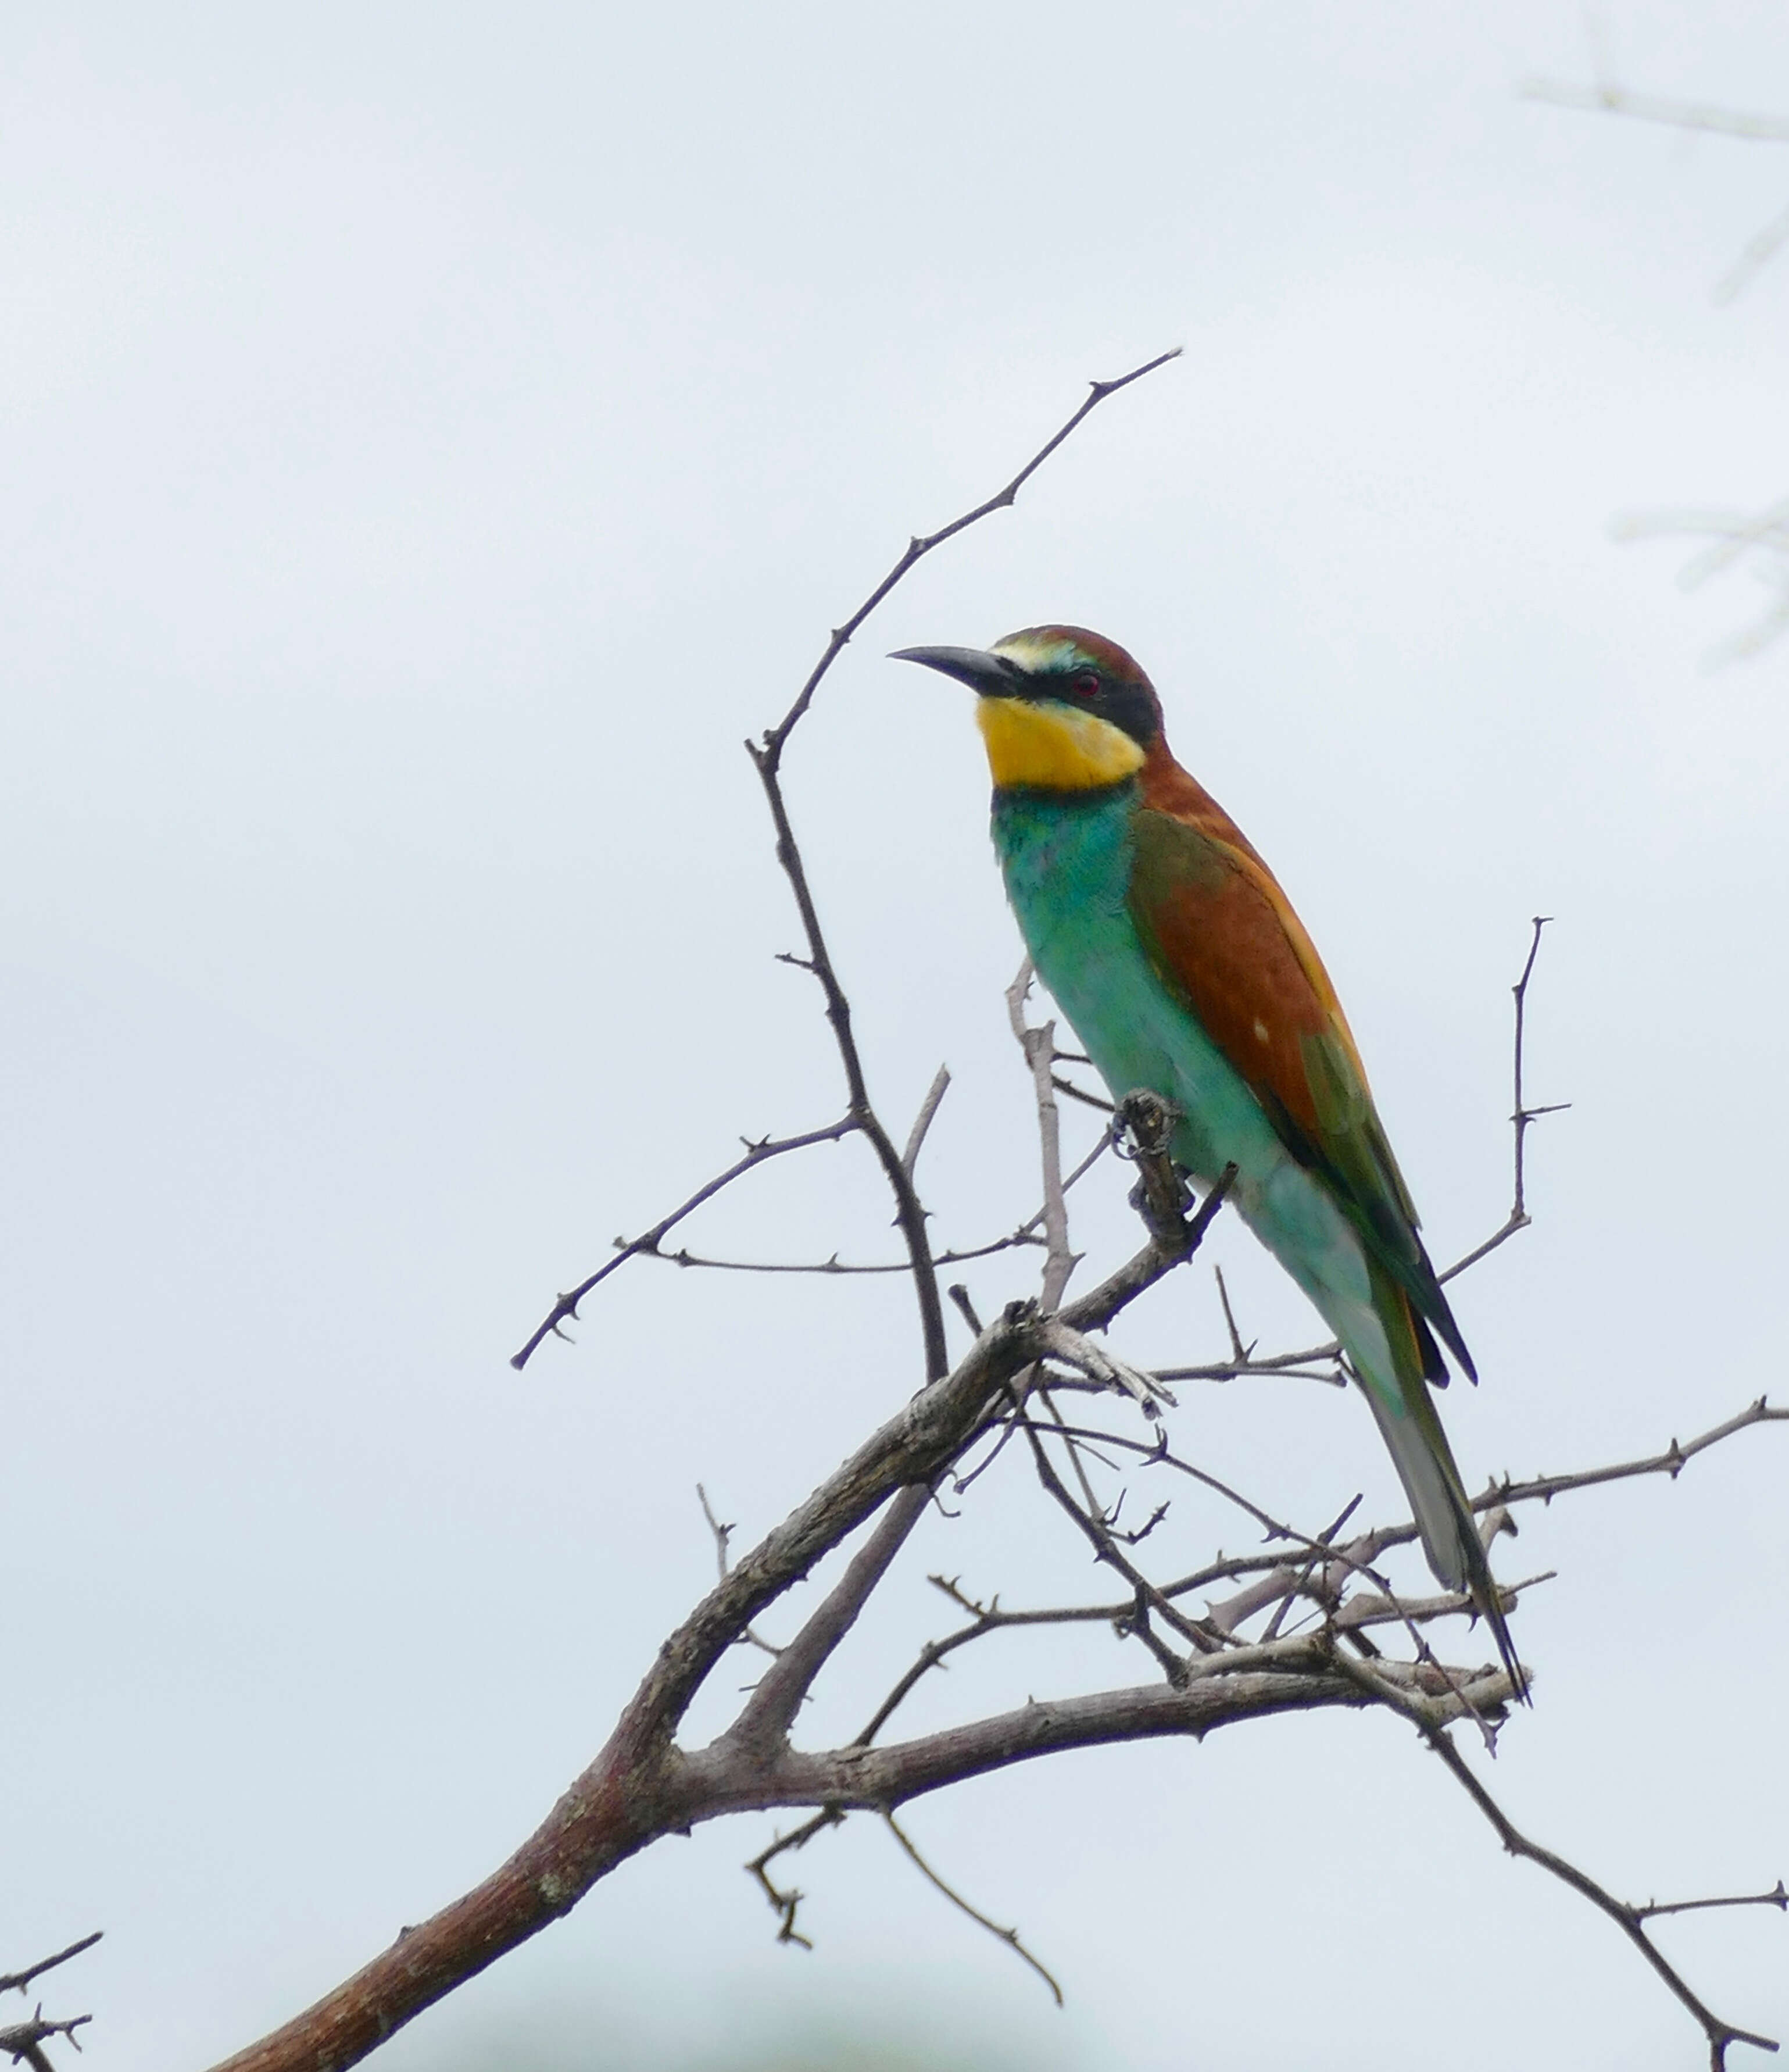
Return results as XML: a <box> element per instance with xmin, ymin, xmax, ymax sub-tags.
<box><xmin>0</xmin><ymin>2012</ymin><xmax>92</xmax><ymax>2072</ymax></box>
<box><xmin>1</xmin><ymin>1934</ymin><xmax>101</xmax><ymax>2072</ymax></box>
<box><xmin>1440</xmin><ymin>914</ymin><xmax>1568</xmax><ymax>1280</ymax></box>
<box><xmin>1638</xmin><ymin>1884</ymin><xmax>1788</xmax><ymax>1926</ymax></box>
<box><xmin>204</xmin><ymin>356</ymin><xmax>1784</xmax><ymax>2072</ymax></box>
<box><xmin>1487</xmin><ymin>1395</ymin><xmax>1787</xmax><ymax>1509</ymax></box>
<box><xmin>511</xmin><ymin>1117</ymin><xmax>857</xmax><ymax>1368</ymax></box>
<box><xmin>1422</xmin><ymin>1724</ymin><xmax>1780</xmax><ymax>2070</ymax></box>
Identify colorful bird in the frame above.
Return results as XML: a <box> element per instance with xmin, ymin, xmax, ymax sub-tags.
<box><xmin>894</xmin><ymin>625</ymin><xmax>1523</xmax><ymax>1695</ymax></box>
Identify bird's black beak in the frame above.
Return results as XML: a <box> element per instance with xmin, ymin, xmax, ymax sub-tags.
<box><xmin>890</xmin><ymin>645</ymin><xmax>1024</xmax><ymax>696</ymax></box>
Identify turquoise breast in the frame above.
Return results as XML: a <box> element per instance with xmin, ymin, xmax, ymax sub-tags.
<box><xmin>990</xmin><ymin>783</ymin><xmax>1283</xmax><ymax>1185</ymax></box>
<box><xmin>989</xmin><ymin>783</ymin><xmax>1384</xmax><ymax>1362</ymax></box>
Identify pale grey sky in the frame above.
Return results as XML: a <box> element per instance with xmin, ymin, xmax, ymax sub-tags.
<box><xmin>5</xmin><ymin>5</ymin><xmax>1787</xmax><ymax>2069</ymax></box>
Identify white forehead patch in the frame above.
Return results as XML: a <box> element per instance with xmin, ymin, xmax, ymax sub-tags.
<box><xmin>990</xmin><ymin>631</ymin><xmax>1085</xmax><ymax>674</ymax></box>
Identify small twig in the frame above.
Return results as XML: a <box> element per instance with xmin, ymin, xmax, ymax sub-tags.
<box><xmin>695</xmin><ymin>1483</ymin><xmax>732</xmax><ymax>1578</ymax></box>
<box><xmin>1007</xmin><ymin>960</ymin><xmax>1080</xmax><ymax>1313</ymax></box>
<box><xmin>748</xmin><ymin>726</ymin><xmax>951</xmax><ymax>1380</ymax></box>
<box><xmin>745</xmin><ymin>1809</ymin><xmax>845</xmax><ymax>1949</ymax></box>
<box><xmin>756</xmin><ymin>347</ymin><xmax>1182</xmax><ymax>754</ymax></box>
<box><xmin>1490</xmin><ymin>1395</ymin><xmax>1786</xmax><ymax>1510</ymax></box>
<box><xmin>631</xmin><ymin>1128</ymin><xmax>1118</xmax><ymax>1280</ymax></box>
<box><xmin>0</xmin><ymin>2012</ymin><xmax>92</xmax><ymax>2072</ymax></box>
<box><xmin>1258</xmin><ymin>1494</ymin><xmax>1362</xmax><ymax>1644</ymax></box>
<box><xmin>882</xmin><ymin>1809</ymin><xmax>1064</xmax><ymax>2006</ymax></box>
<box><xmin>632</xmin><ymin>1230</ymin><xmax>1047</xmax><ymax>1278</ymax></box>
<box><xmin>0</xmin><ymin>1939</ymin><xmax>102</xmax><ymax>2001</ymax></box>
<box><xmin>1020</xmin><ymin>1417</ymin><xmax>1216</xmax><ymax>1664</ymax></box>
<box><xmin>901</xmin><ymin>1064</ymin><xmax>953</xmax><ymax>1179</ymax></box>
<box><xmin>696</xmin><ymin>1487</ymin><xmax>782</xmax><ymax>1659</ymax></box>
<box><xmin>1020</xmin><ymin>1417</ymin><xmax>1309</xmax><ymax>1548</ymax></box>
<box><xmin>851</xmin><ymin>1592</ymin><xmax>1128</xmax><ymax>1750</ymax></box>
<box><xmin>1636</xmin><ymin>1882</ymin><xmax>1788</xmax><ymax>1924</ymax></box>
<box><xmin>511</xmin><ymin>1116</ymin><xmax>857</xmax><ymax>1367</ymax></box>
<box><xmin>1441</xmin><ymin>915</ymin><xmax>1567</xmax><ymax>1281</ymax></box>
<box><xmin>947</xmin><ymin>1283</ymin><xmax>984</xmax><ymax>1336</ymax></box>
<box><xmin>1154</xmin><ymin>1355</ymin><xmax>1347</xmax><ymax>1388</ymax></box>
<box><xmin>1510</xmin><ymin>914</ymin><xmax>1557</xmax><ymax>1224</ymax></box>
<box><xmin>1212</xmin><ymin>1263</ymin><xmax>1252</xmax><ymax>1364</ymax></box>
<box><xmin>0</xmin><ymin>1937</ymin><xmax>100</xmax><ymax>2072</ymax></box>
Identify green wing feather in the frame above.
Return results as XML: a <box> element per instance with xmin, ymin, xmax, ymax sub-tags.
<box><xmin>1126</xmin><ymin>802</ymin><xmax>1473</xmax><ymax>1382</ymax></box>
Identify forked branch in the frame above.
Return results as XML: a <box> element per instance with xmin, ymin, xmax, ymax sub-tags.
<box><xmin>0</xmin><ymin>1932</ymin><xmax>102</xmax><ymax>2072</ymax></box>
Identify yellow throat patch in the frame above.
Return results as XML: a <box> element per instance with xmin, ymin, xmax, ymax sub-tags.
<box><xmin>976</xmin><ymin>695</ymin><xmax>1146</xmax><ymax>791</ymax></box>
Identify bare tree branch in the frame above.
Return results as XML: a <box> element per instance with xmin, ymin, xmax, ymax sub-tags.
<box><xmin>1441</xmin><ymin>913</ymin><xmax>1566</xmax><ymax>1277</ymax></box>
<box><xmin>0</xmin><ymin>1941</ymin><xmax>101</xmax><ymax>2003</ymax></box>
<box><xmin>1007</xmin><ymin>960</ymin><xmax>1080</xmax><ymax>1312</ymax></box>
<box><xmin>900</xmin><ymin>1064</ymin><xmax>953</xmax><ymax>1178</ymax></box>
<box><xmin>1488</xmin><ymin>1395</ymin><xmax>1786</xmax><ymax>1509</ymax></box>
<box><xmin>0</xmin><ymin>1935</ymin><xmax>102</xmax><ymax>2072</ymax></box>
<box><xmin>0</xmin><ymin>2012</ymin><xmax>92</xmax><ymax>2072</ymax></box>
<box><xmin>1420</xmin><ymin>1723</ymin><xmax>1781</xmax><ymax>2069</ymax></box>
<box><xmin>745</xmin><ymin>1807</ymin><xmax>843</xmax><ymax>1951</ymax></box>
<box><xmin>623</xmin><ymin>1230</ymin><xmax>1048</xmax><ymax>1279</ymax></box>
<box><xmin>756</xmin><ymin>347</ymin><xmax>1183</xmax><ymax>751</ymax></box>
<box><xmin>511</xmin><ymin>1117</ymin><xmax>858</xmax><ymax>1368</ymax></box>
<box><xmin>1636</xmin><ymin>1883</ymin><xmax>1788</xmax><ymax>1925</ymax></box>
<box><xmin>882</xmin><ymin>1809</ymin><xmax>1063</xmax><ymax>2006</ymax></box>
<box><xmin>696</xmin><ymin>1485</ymin><xmax>782</xmax><ymax>1660</ymax></box>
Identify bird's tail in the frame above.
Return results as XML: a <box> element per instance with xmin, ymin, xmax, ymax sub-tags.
<box><xmin>1351</xmin><ymin>1275</ymin><xmax>1527</xmax><ymax>1703</ymax></box>
<box><xmin>1360</xmin><ymin>1386</ymin><xmax>1526</xmax><ymax>1699</ymax></box>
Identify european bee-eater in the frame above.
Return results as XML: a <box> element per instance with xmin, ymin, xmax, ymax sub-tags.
<box><xmin>895</xmin><ymin>626</ymin><xmax>1522</xmax><ymax>1694</ymax></box>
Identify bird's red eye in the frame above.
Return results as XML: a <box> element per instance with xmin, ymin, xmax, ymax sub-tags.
<box><xmin>1071</xmin><ymin>671</ymin><xmax>1101</xmax><ymax>699</ymax></box>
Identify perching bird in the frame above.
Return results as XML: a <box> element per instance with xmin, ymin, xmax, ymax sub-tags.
<box><xmin>894</xmin><ymin>625</ymin><xmax>1523</xmax><ymax>1695</ymax></box>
